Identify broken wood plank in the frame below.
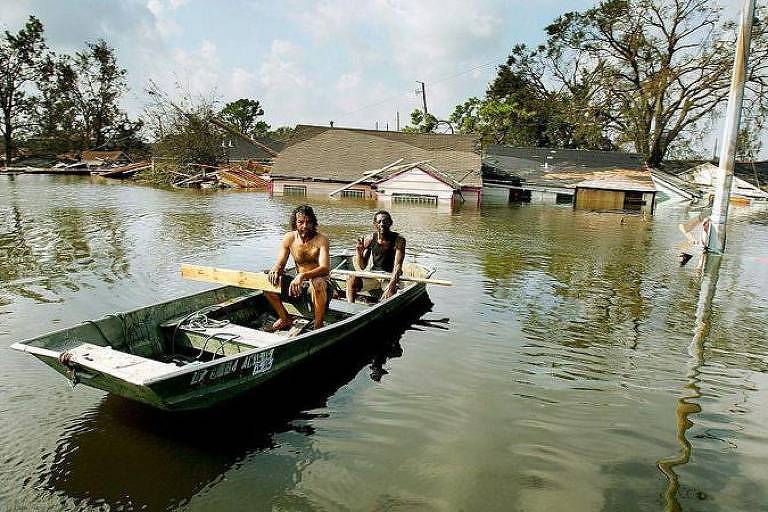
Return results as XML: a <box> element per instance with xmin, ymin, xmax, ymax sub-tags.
<box><xmin>180</xmin><ymin>264</ymin><xmax>281</xmax><ymax>292</ymax></box>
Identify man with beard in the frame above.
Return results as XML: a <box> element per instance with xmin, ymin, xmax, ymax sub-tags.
<box><xmin>346</xmin><ymin>210</ymin><xmax>406</xmax><ymax>303</ymax></box>
<box><xmin>266</xmin><ymin>205</ymin><xmax>330</xmax><ymax>329</ymax></box>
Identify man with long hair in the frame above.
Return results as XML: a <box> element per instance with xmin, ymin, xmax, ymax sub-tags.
<box><xmin>266</xmin><ymin>205</ymin><xmax>330</xmax><ymax>329</ymax></box>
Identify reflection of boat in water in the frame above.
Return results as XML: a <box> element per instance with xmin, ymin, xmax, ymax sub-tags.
<box><xmin>38</xmin><ymin>295</ymin><xmax>434</xmax><ymax>510</ymax></box>
<box><xmin>12</xmin><ymin>254</ymin><xmax>436</xmax><ymax>410</ymax></box>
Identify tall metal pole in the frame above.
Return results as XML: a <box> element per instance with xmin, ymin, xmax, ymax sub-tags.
<box><xmin>416</xmin><ymin>81</ymin><xmax>428</xmax><ymax>115</ymax></box>
<box><xmin>707</xmin><ymin>0</ymin><xmax>756</xmax><ymax>253</ymax></box>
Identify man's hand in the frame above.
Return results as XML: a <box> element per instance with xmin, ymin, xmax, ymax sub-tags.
<box><xmin>289</xmin><ymin>273</ymin><xmax>305</xmax><ymax>297</ymax></box>
<box><xmin>355</xmin><ymin>236</ymin><xmax>365</xmax><ymax>256</ymax></box>
<box><xmin>383</xmin><ymin>281</ymin><xmax>397</xmax><ymax>299</ymax></box>
<box><xmin>267</xmin><ymin>268</ymin><xmax>282</xmax><ymax>287</ymax></box>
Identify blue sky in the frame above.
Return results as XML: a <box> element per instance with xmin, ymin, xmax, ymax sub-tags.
<box><xmin>3</xmin><ymin>0</ymin><xmax>747</xmax><ymax>134</ymax></box>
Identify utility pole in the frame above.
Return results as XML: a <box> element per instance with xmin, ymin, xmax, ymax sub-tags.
<box><xmin>396</xmin><ymin>111</ymin><xmax>400</xmax><ymax>131</ymax></box>
<box><xmin>707</xmin><ymin>0</ymin><xmax>755</xmax><ymax>254</ymax></box>
<box><xmin>416</xmin><ymin>81</ymin><xmax>428</xmax><ymax>115</ymax></box>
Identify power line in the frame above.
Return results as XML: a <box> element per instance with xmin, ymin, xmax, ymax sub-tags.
<box><xmin>334</xmin><ymin>54</ymin><xmax>508</xmax><ymax>122</ymax></box>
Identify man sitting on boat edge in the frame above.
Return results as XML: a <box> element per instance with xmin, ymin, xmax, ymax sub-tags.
<box><xmin>266</xmin><ymin>205</ymin><xmax>330</xmax><ymax>329</ymax></box>
<box><xmin>346</xmin><ymin>210</ymin><xmax>406</xmax><ymax>304</ymax></box>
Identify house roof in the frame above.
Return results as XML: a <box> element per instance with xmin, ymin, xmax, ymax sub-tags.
<box><xmin>375</xmin><ymin>163</ymin><xmax>461</xmax><ymax>189</ymax></box>
<box><xmin>225</xmin><ymin>136</ymin><xmax>284</xmax><ymax>161</ymax></box>
<box><xmin>272</xmin><ymin>125</ymin><xmax>482</xmax><ymax>187</ymax></box>
<box><xmin>663</xmin><ymin>159</ymin><xmax>768</xmax><ymax>191</ymax></box>
<box><xmin>80</xmin><ymin>150</ymin><xmax>128</xmax><ymax>162</ymax></box>
<box><xmin>483</xmin><ymin>145</ymin><xmax>646</xmax><ymax>187</ymax></box>
<box><xmin>574</xmin><ymin>169</ymin><xmax>657</xmax><ymax>193</ymax></box>
<box><xmin>679</xmin><ymin>162</ymin><xmax>768</xmax><ymax>198</ymax></box>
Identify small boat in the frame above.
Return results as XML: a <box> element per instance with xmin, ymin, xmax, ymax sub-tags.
<box><xmin>11</xmin><ymin>254</ymin><xmax>434</xmax><ymax>411</ymax></box>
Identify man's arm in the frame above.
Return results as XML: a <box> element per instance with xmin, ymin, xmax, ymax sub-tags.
<box><xmin>268</xmin><ymin>232</ymin><xmax>293</xmax><ymax>286</ymax></box>
<box><xmin>383</xmin><ymin>236</ymin><xmax>406</xmax><ymax>298</ymax></box>
<box><xmin>353</xmin><ymin>234</ymin><xmax>373</xmax><ymax>271</ymax></box>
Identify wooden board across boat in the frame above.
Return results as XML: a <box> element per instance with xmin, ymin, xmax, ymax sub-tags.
<box><xmin>10</xmin><ymin>254</ymin><xmax>434</xmax><ymax>411</ymax></box>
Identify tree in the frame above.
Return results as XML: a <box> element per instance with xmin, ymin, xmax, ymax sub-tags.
<box><xmin>268</xmin><ymin>125</ymin><xmax>295</xmax><ymax>140</ymax></box>
<box><xmin>219</xmin><ymin>98</ymin><xmax>267</xmax><ymax>137</ymax></box>
<box><xmin>0</xmin><ymin>16</ymin><xmax>50</xmax><ymax>166</ymax></box>
<box><xmin>502</xmin><ymin>0</ymin><xmax>768</xmax><ymax>166</ymax></box>
<box><xmin>67</xmin><ymin>39</ymin><xmax>131</xmax><ymax>149</ymax></box>
<box><xmin>449</xmin><ymin>54</ymin><xmax>614</xmax><ymax>149</ymax></box>
<box><xmin>402</xmin><ymin>109</ymin><xmax>439</xmax><ymax>133</ymax></box>
<box><xmin>145</xmin><ymin>81</ymin><xmax>223</xmax><ymax>168</ymax></box>
<box><xmin>735</xmin><ymin>118</ymin><xmax>763</xmax><ymax>160</ymax></box>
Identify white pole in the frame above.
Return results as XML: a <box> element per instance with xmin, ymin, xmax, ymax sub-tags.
<box><xmin>707</xmin><ymin>0</ymin><xmax>756</xmax><ymax>253</ymax></box>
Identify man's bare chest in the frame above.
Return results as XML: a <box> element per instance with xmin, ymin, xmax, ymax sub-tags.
<box><xmin>291</xmin><ymin>238</ymin><xmax>320</xmax><ymax>264</ymax></box>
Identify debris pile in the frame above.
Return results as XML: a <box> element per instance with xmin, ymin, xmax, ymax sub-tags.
<box><xmin>171</xmin><ymin>162</ymin><xmax>270</xmax><ymax>189</ymax></box>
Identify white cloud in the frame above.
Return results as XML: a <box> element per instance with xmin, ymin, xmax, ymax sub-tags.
<box><xmin>336</xmin><ymin>71</ymin><xmax>361</xmax><ymax>91</ymax></box>
<box><xmin>256</xmin><ymin>39</ymin><xmax>314</xmax><ymax>125</ymax></box>
<box><xmin>230</xmin><ymin>67</ymin><xmax>257</xmax><ymax>97</ymax></box>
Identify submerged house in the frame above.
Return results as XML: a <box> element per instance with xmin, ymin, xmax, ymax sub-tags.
<box><xmin>483</xmin><ymin>145</ymin><xmax>657</xmax><ymax>213</ymax></box>
<box><xmin>270</xmin><ymin>125</ymin><xmax>482</xmax><ymax>206</ymax></box>
<box><xmin>79</xmin><ymin>150</ymin><xmax>131</xmax><ymax>166</ymax></box>
<box><xmin>668</xmin><ymin>161</ymin><xmax>768</xmax><ymax>203</ymax></box>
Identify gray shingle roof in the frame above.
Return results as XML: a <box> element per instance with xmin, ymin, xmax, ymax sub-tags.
<box><xmin>225</xmin><ymin>136</ymin><xmax>283</xmax><ymax>161</ymax></box>
<box><xmin>273</xmin><ymin>125</ymin><xmax>482</xmax><ymax>187</ymax></box>
<box><xmin>484</xmin><ymin>145</ymin><xmax>646</xmax><ymax>187</ymax></box>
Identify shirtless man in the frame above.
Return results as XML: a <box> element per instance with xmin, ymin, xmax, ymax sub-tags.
<box><xmin>266</xmin><ymin>205</ymin><xmax>330</xmax><ymax>329</ymax></box>
<box><xmin>346</xmin><ymin>210</ymin><xmax>406</xmax><ymax>303</ymax></box>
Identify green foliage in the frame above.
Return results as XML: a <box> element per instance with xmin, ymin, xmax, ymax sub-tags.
<box><xmin>449</xmin><ymin>51</ymin><xmax>614</xmax><ymax>150</ymax></box>
<box><xmin>402</xmin><ymin>109</ymin><xmax>439</xmax><ymax>133</ymax></box>
<box><xmin>145</xmin><ymin>82</ymin><xmax>223</xmax><ymax>169</ymax></box>
<box><xmin>450</xmin><ymin>0</ymin><xmax>768</xmax><ymax>164</ymax></box>
<box><xmin>0</xmin><ymin>16</ymin><xmax>50</xmax><ymax>165</ymax></box>
<box><xmin>219</xmin><ymin>98</ymin><xmax>267</xmax><ymax>137</ymax></box>
<box><xmin>45</xmin><ymin>39</ymin><xmax>134</xmax><ymax>150</ymax></box>
<box><xmin>2</xmin><ymin>17</ymin><xmax>142</xmax><ymax>160</ymax></box>
<box><xmin>268</xmin><ymin>126</ymin><xmax>295</xmax><ymax>140</ymax></box>
<box><xmin>736</xmin><ymin>119</ymin><xmax>763</xmax><ymax>160</ymax></box>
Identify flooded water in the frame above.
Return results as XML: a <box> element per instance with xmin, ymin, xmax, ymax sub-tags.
<box><xmin>1</xmin><ymin>174</ymin><xmax>768</xmax><ymax>511</ymax></box>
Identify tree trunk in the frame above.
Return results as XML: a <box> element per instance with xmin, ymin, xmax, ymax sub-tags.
<box><xmin>647</xmin><ymin>140</ymin><xmax>664</xmax><ymax>168</ymax></box>
<box><xmin>3</xmin><ymin>121</ymin><xmax>11</xmax><ymax>169</ymax></box>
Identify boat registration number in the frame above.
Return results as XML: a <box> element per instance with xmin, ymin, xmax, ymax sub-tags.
<box><xmin>190</xmin><ymin>349</ymin><xmax>274</xmax><ymax>385</ymax></box>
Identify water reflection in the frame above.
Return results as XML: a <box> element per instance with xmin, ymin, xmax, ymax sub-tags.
<box><xmin>657</xmin><ymin>254</ymin><xmax>720</xmax><ymax>512</ymax></box>
<box><xmin>0</xmin><ymin>185</ymin><xmax>132</xmax><ymax>303</ymax></box>
<box><xmin>37</xmin><ymin>296</ymin><xmax>434</xmax><ymax>510</ymax></box>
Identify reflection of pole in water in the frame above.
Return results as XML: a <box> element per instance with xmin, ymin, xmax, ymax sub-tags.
<box><xmin>656</xmin><ymin>253</ymin><xmax>722</xmax><ymax>512</ymax></box>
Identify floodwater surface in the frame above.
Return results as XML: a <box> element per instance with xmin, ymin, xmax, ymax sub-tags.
<box><xmin>1</xmin><ymin>174</ymin><xmax>767</xmax><ymax>511</ymax></box>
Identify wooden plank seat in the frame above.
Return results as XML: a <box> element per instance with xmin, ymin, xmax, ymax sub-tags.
<box><xmin>328</xmin><ymin>299</ymin><xmax>370</xmax><ymax>316</ymax></box>
<box><xmin>66</xmin><ymin>343</ymin><xmax>175</xmax><ymax>383</ymax></box>
<box><xmin>177</xmin><ymin>318</ymin><xmax>311</xmax><ymax>356</ymax></box>
<box><xmin>180</xmin><ymin>323</ymin><xmax>284</xmax><ymax>349</ymax></box>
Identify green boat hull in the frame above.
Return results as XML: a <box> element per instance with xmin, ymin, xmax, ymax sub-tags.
<box><xmin>12</xmin><ymin>255</ymin><xmax>432</xmax><ymax>411</ymax></box>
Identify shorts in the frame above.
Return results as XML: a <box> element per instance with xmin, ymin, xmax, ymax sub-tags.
<box><xmin>280</xmin><ymin>275</ymin><xmax>332</xmax><ymax>313</ymax></box>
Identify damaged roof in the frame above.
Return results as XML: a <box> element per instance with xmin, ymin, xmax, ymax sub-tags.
<box><xmin>272</xmin><ymin>125</ymin><xmax>482</xmax><ymax>187</ymax></box>
<box><xmin>483</xmin><ymin>145</ymin><xmax>646</xmax><ymax>188</ymax></box>
<box><xmin>573</xmin><ymin>169</ymin><xmax>656</xmax><ymax>192</ymax></box>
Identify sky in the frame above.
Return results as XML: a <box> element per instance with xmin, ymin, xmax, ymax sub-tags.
<box><xmin>1</xmin><ymin>0</ymin><xmax>749</xmax><ymax>134</ymax></box>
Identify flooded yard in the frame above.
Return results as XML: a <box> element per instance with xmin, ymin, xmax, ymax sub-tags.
<box><xmin>1</xmin><ymin>174</ymin><xmax>767</xmax><ymax>511</ymax></box>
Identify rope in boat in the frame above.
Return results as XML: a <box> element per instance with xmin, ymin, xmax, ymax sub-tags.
<box><xmin>170</xmin><ymin>307</ymin><xmax>240</xmax><ymax>358</ymax></box>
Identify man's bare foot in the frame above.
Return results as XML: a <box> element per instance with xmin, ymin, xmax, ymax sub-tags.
<box><xmin>271</xmin><ymin>317</ymin><xmax>293</xmax><ymax>330</ymax></box>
